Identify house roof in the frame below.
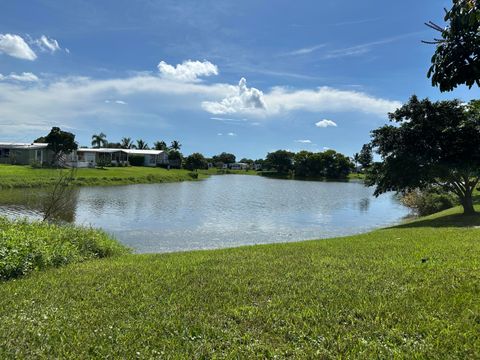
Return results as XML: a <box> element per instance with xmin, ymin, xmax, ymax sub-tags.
<box><xmin>76</xmin><ymin>148</ymin><xmax>165</xmax><ymax>155</ymax></box>
<box><xmin>122</xmin><ymin>149</ymin><xmax>164</xmax><ymax>155</ymax></box>
<box><xmin>0</xmin><ymin>142</ymin><xmax>48</xmax><ymax>150</ymax></box>
<box><xmin>77</xmin><ymin>148</ymin><xmax>123</xmax><ymax>153</ymax></box>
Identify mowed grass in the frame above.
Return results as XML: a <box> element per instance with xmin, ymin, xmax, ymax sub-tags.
<box><xmin>1</xmin><ymin>206</ymin><xmax>479</xmax><ymax>358</ymax></box>
<box><xmin>0</xmin><ymin>164</ymin><xmax>206</xmax><ymax>188</ymax></box>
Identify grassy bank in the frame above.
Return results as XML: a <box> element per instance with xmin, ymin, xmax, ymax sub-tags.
<box><xmin>1</xmin><ymin>206</ymin><xmax>479</xmax><ymax>358</ymax></box>
<box><xmin>0</xmin><ymin>217</ymin><xmax>128</xmax><ymax>280</ymax></box>
<box><xmin>0</xmin><ymin>164</ymin><xmax>207</xmax><ymax>188</ymax></box>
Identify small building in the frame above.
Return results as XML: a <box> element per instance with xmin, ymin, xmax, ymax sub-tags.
<box><xmin>123</xmin><ymin>149</ymin><xmax>168</xmax><ymax>167</ymax></box>
<box><xmin>0</xmin><ymin>142</ymin><xmax>51</xmax><ymax>165</ymax></box>
<box><xmin>71</xmin><ymin>148</ymin><xmax>168</xmax><ymax>167</ymax></box>
<box><xmin>229</xmin><ymin>162</ymin><xmax>248</xmax><ymax>170</ymax></box>
<box><xmin>72</xmin><ymin>148</ymin><xmax>127</xmax><ymax>168</ymax></box>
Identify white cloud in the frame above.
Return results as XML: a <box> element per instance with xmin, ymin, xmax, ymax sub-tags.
<box><xmin>0</xmin><ymin>63</ymin><xmax>401</xmax><ymax>138</ymax></box>
<box><xmin>315</xmin><ymin>119</ymin><xmax>337</xmax><ymax>128</ymax></box>
<box><xmin>35</xmin><ymin>35</ymin><xmax>61</xmax><ymax>53</ymax></box>
<box><xmin>115</xmin><ymin>100</ymin><xmax>127</xmax><ymax>105</ymax></box>
<box><xmin>217</xmin><ymin>133</ymin><xmax>223</xmax><ymax>136</ymax></box>
<box><xmin>266</xmin><ymin>86</ymin><xmax>400</xmax><ymax>117</ymax></box>
<box><xmin>0</xmin><ymin>34</ymin><xmax>37</xmax><ymax>60</ymax></box>
<box><xmin>0</xmin><ymin>72</ymin><xmax>39</xmax><ymax>82</ymax></box>
<box><xmin>158</xmin><ymin>60</ymin><xmax>218</xmax><ymax>82</ymax></box>
<box><xmin>227</xmin><ymin>132</ymin><xmax>237</xmax><ymax>136</ymax></box>
<box><xmin>295</xmin><ymin>139</ymin><xmax>312</xmax><ymax>143</ymax></box>
<box><xmin>202</xmin><ymin>77</ymin><xmax>266</xmax><ymax>115</ymax></box>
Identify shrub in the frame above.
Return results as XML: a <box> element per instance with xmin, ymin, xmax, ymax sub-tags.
<box><xmin>0</xmin><ymin>217</ymin><xmax>129</xmax><ymax>280</ymax></box>
<box><xmin>401</xmin><ymin>189</ymin><xmax>457</xmax><ymax>216</ymax></box>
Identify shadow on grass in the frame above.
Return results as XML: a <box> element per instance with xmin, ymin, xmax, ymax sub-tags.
<box><xmin>392</xmin><ymin>212</ymin><xmax>480</xmax><ymax>229</ymax></box>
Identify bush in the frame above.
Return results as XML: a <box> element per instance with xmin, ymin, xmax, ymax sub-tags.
<box><xmin>0</xmin><ymin>217</ymin><xmax>129</xmax><ymax>280</ymax></box>
<box><xmin>401</xmin><ymin>189</ymin><xmax>457</xmax><ymax>216</ymax></box>
<box><xmin>128</xmin><ymin>155</ymin><xmax>145</xmax><ymax>167</ymax></box>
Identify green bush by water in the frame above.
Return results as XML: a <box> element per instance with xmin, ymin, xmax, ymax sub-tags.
<box><xmin>0</xmin><ymin>217</ymin><xmax>128</xmax><ymax>280</ymax></box>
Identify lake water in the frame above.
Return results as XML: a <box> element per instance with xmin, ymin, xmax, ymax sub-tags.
<box><xmin>0</xmin><ymin>175</ymin><xmax>410</xmax><ymax>253</ymax></box>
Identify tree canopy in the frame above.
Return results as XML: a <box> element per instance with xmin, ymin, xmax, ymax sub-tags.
<box><xmin>426</xmin><ymin>0</ymin><xmax>480</xmax><ymax>91</ymax></box>
<box><xmin>366</xmin><ymin>96</ymin><xmax>480</xmax><ymax>214</ymax></box>
<box><xmin>264</xmin><ymin>150</ymin><xmax>294</xmax><ymax>174</ymax></box>
<box><xmin>184</xmin><ymin>153</ymin><xmax>207</xmax><ymax>171</ymax></box>
<box><xmin>293</xmin><ymin>150</ymin><xmax>353</xmax><ymax>179</ymax></box>
<box><xmin>357</xmin><ymin>144</ymin><xmax>373</xmax><ymax>169</ymax></box>
<box><xmin>212</xmin><ymin>152</ymin><xmax>236</xmax><ymax>165</ymax></box>
<box><xmin>36</xmin><ymin>127</ymin><xmax>78</xmax><ymax>165</ymax></box>
<box><xmin>91</xmin><ymin>133</ymin><xmax>108</xmax><ymax>148</ymax></box>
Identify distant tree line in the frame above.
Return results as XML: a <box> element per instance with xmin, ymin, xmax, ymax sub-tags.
<box><xmin>263</xmin><ymin>149</ymin><xmax>354</xmax><ymax>179</ymax></box>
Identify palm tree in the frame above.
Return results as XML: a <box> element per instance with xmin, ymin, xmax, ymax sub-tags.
<box><xmin>170</xmin><ymin>140</ymin><xmax>181</xmax><ymax>151</ymax></box>
<box><xmin>120</xmin><ymin>137</ymin><xmax>133</xmax><ymax>149</ymax></box>
<box><xmin>136</xmin><ymin>139</ymin><xmax>149</xmax><ymax>150</ymax></box>
<box><xmin>91</xmin><ymin>133</ymin><xmax>108</xmax><ymax>148</ymax></box>
<box><xmin>154</xmin><ymin>140</ymin><xmax>168</xmax><ymax>150</ymax></box>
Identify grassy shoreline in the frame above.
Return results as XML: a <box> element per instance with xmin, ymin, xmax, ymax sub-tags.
<box><xmin>1</xmin><ymin>205</ymin><xmax>479</xmax><ymax>357</ymax></box>
<box><xmin>0</xmin><ymin>164</ymin><xmax>209</xmax><ymax>189</ymax></box>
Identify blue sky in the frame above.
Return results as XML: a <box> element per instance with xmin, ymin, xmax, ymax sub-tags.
<box><xmin>0</xmin><ymin>0</ymin><xmax>478</xmax><ymax>159</ymax></box>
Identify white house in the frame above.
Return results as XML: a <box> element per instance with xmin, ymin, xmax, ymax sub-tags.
<box><xmin>230</xmin><ymin>162</ymin><xmax>248</xmax><ymax>170</ymax></box>
<box><xmin>72</xmin><ymin>148</ymin><xmax>169</xmax><ymax>167</ymax></box>
<box><xmin>123</xmin><ymin>149</ymin><xmax>168</xmax><ymax>167</ymax></box>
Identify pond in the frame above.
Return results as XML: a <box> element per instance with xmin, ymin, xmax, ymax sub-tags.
<box><xmin>0</xmin><ymin>175</ymin><xmax>410</xmax><ymax>253</ymax></box>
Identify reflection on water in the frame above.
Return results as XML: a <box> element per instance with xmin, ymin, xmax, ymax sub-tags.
<box><xmin>358</xmin><ymin>198</ymin><xmax>370</xmax><ymax>212</ymax></box>
<box><xmin>0</xmin><ymin>176</ymin><xmax>410</xmax><ymax>253</ymax></box>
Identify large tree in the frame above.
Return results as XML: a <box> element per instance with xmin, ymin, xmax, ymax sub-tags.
<box><xmin>120</xmin><ymin>137</ymin><xmax>133</xmax><ymax>149</ymax></box>
<box><xmin>36</xmin><ymin>127</ymin><xmax>78</xmax><ymax>166</ymax></box>
<box><xmin>426</xmin><ymin>0</ymin><xmax>480</xmax><ymax>91</ymax></box>
<box><xmin>91</xmin><ymin>133</ymin><xmax>108</xmax><ymax>148</ymax></box>
<box><xmin>212</xmin><ymin>152</ymin><xmax>236</xmax><ymax>165</ymax></box>
<box><xmin>170</xmin><ymin>140</ymin><xmax>182</xmax><ymax>151</ymax></box>
<box><xmin>264</xmin><ymin>150</ymin><xmax>294</xmax><ymax>174</ymax></box>
<box><xmin>154</xmin><ymin>140</ymin><xmax>168</xmax><ymax>151</ymax></box>
<box><xmin>357</xmin><ymin>144</ymin><xmax>373</xmax><ymax>169</ymax></box>
<box><xmin>184</xmin><ymin>153</ymin><xmax>208</xmax><ymax>171</ymax></box>
<box><xmin>366</xmin><ymin>96</ymin><xmax>480</xmax><ymax>215</ymax></box>
<box><xmin>135</xmin><ymin>139</ymin><xmax>149</xmax><ymax>150</ymax></box>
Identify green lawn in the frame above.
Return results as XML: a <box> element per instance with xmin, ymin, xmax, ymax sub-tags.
<box><xmin>1</xmin><ymin>206</ymin><xmax>479</xmax><ymax>358</ymax></box>
<box><xmin>0</xmin><ymin>164</ymin><xmax>207</xmax><ymax>188</ymax></box>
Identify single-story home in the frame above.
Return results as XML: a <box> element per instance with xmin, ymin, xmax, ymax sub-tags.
<box><xmin>0</xmin><ymin>142</ymin><xmax>52</xmax><ymax>165</ymax></box>
<box><xmin>229</xmin><ymin>162</ymin><xmax>248</xmax><ymax>170</ymax></box>
<box><xmin>123</xmin><ymin>149</ymin><xmax>169</xmax><ymax>167</ymax></box>
<box><xmin>69</xmin><ymin>148</ymin><xmax>168</xmax><ymax>167</ymax></box>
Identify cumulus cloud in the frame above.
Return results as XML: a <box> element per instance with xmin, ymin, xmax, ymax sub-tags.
<box><xmin>35</xmin><ymin>35</ymin><xmax>61</xmax><ymax>53</ymax></box>
<box><xmin>315</xmin><ymin>119</ymin><xmax>337</xmax><ymax>128</ymax></box>
<box><xmin>202</xmin><ymin>77</ymin><xmax>266</xmax><ymax>115</ymax></box>
<box><xmin>227</xmin><ymin>132</ymin><xmax>237</xmax><ymax>136</ymax></box>
<box><xmin>158</xmin><ymin>60</ymin><xmax>218</xmax><ymax>82</ymax></box>
<box><xmin>0</xmin><ymin>72</ymin><xmax>39</xmax><ymax>82</ymax></box>
<box><xmin>266</xmin><ymin>86</ymin><xmax>401</xmax><ymax>117</ymax></box>
<box><xmin>0</xmin><ymin>62</ymin><xmax>401</xmax><ymax>138</ymax></box>
<box><xmin>0</xmin><ymin>34</ymin><xmax>37</xmax><ymax>60</ymax></box>
<box><xmin>295</xmin><ymin>139</ymin><xmax>312</xmax><ymax>143</ymax></box>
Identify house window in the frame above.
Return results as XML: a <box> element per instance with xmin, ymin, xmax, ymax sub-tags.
<box><xmin>0</xmin><ymin>149</ymin><xmax>10</xmax><ymax>158</ymax></box>
<box><xmin>150</xmin><ymin>155</ymin><xmax>156</xmax><ymax>164</ymax></box>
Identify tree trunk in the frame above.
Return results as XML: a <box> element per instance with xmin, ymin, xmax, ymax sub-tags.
<box><xmin>461</xmin><ymin>191</ymin><xmax>476</xmax><ymax>215</ymax></box>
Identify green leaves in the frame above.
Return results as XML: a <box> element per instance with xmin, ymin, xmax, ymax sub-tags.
<box><xmin>0</xmin><ymin>217</ymin><xmax>128</xmax><ymax>280</ymax></box>
<box><xmin>427</xmin><ymin>0</ymin><xmax>480</xmax><ymax>91</ymax></box>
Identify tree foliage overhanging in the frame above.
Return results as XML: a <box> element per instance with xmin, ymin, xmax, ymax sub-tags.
<box><xmin>366</xmin><ymin>96</ymin><xmax>480</xmax><ymax>214</ymax></box>
<box><xmin>427</xmin><ymin>0</ymin><xmax>480</xmax><ymax>91</ymax></box>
